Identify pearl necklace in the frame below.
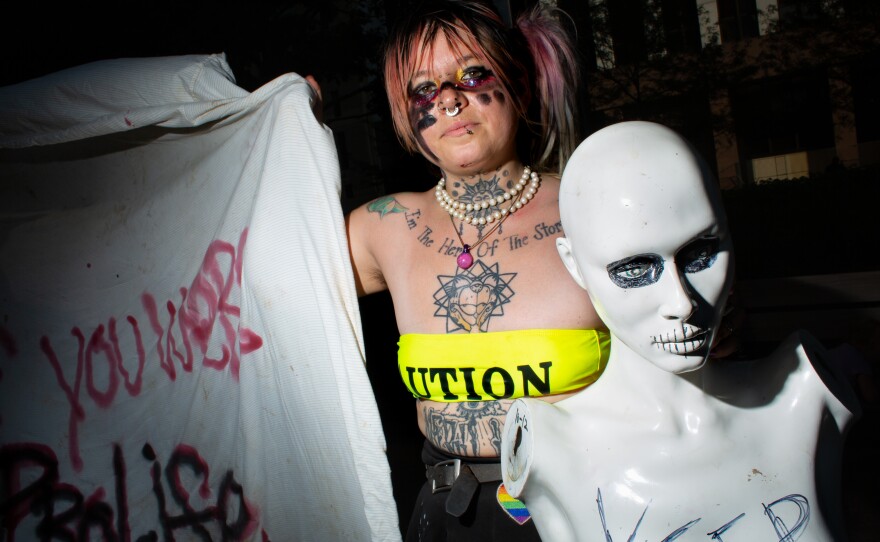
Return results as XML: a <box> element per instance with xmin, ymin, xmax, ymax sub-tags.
<box><xmin>442</xmin><ymin>168</ymin><xmax>542</xmax><ymax>269</ymax></box>
<box><xmin>435</xmin><ymin>166</ymin><xmax>541</xmax><ymax>225</ymax></box>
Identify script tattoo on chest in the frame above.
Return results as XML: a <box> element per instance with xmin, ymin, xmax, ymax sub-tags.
<box><xmin>433</xmin><ymin>261</ymin><xmax>517</xmax><ymax>333</ymax></box>
<box><xmin>424</xmin><ymin>401</ymin><xmax>507</xmax><ymax>456</ymax></box>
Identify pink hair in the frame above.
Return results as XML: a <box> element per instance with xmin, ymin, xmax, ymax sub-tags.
<box><xmin>383</xmin><ymin>0</ymin><xmax>580</xmax><ymax>172</ymax></box>
<box><xmin>517</xmin><ymin>4</ymin><xmax>581</xmax><ymax>171</ymax></box>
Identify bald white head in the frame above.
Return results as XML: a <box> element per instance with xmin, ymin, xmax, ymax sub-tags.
<box><xmin>556</xmin><ymin>121</ymin><xmax>733</xmax><ymax>373</ymax></box>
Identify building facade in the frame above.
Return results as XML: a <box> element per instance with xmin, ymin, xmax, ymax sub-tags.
<box><xmin>561</xmin><ymin>0</ymin><xmax>879</xmax><ymax>188</ymax></box>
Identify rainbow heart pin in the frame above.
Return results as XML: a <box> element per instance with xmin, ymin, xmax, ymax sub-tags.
<box><xmin>496</xmin><ymin>483</ymin><xmax>531</xmax><ymax>525</ymax></box>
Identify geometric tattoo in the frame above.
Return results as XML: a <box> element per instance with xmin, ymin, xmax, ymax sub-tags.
<box><xmin>433</xmin><ymin>261</ymin><xmax>516</xmax><ymax>333</ymax></box>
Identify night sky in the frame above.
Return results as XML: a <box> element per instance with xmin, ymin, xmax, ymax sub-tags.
<box><xmin>2</xmin><ymin>2</ymin><xmax>382</xmax><ymax>90</ymax></box>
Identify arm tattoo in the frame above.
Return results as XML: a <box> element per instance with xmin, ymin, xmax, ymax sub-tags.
<box><xmin>367</xmin><ymin>196</ymin><xmax>408</xmax><ymax>218</ymax></box>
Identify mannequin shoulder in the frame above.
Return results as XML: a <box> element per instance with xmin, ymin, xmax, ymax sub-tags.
<box><xmin>785</xmin><ymin>330</ymin><xmax>862</xmax><ymax>415</ymax></box>
<box><xmin>706</xmin><ymin>330</ymin><xmax>862</xmax><ymax>420</ymax></box>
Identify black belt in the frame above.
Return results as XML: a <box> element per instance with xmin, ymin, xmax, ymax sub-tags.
<box><xmin>425</xmin><ymin>458</ymin><xmax>503</xmax><ymax>517</ymax></box>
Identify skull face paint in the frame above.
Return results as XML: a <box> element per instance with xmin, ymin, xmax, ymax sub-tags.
<box><xmin>557</xmin><ymin>121</ymin><xmax>733</xmax><ymax>374</ymax></box>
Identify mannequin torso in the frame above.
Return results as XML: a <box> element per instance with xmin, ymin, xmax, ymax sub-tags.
<box><xmin>500</xmin><ymin>121</ymin><xmax>860</xmax><ymax>542</ymax></box>
<box><xmin>504</xmin><ymin>331</ymin><xmax>856</xmax><ymax>542</ymax></box>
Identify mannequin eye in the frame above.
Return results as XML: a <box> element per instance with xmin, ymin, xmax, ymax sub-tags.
<box><xmin>606</xmin><ymin>255</ymin><xmax>664</xmax><ymax>289</ymax></box>
<box><xmin>679</xmin><ymin>238</ymin><xmax>719</xmax><ymax>274</ymax></box>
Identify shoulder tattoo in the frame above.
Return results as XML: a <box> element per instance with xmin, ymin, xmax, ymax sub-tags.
<box><xmin>367</xmin><ymin>196</ymin><xmax>408</xmax><ymax>218</ymax></box>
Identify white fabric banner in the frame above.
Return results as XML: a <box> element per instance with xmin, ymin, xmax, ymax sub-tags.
<box><xmin>0</xmin><ymin>53</ymin><xmax>400</xmax><ymax>541</ymax></box>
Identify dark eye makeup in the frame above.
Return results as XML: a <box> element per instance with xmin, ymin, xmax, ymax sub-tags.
<box><xmin>606</xmin><ymin>255</ymin><xmax>664</xmax><ymax>289</ymax></box>
<box><xmin>458</xmin><ymin>67</ymin><xmax>493</xmax><ymax>88</ymax></box>
<box><xmin>605</xmin><ymin>237</ymin><xmax>720</xmax><ymax>289</ymax></box>
<box><xmin>408</xmin><ymin>66</ymin><xmax>495</xmax><ymax>106</ymax></box>
<box><xmin>678</xmin><ymin>238</ymin><xmax>720</xmax><ymax>274</ymax></box>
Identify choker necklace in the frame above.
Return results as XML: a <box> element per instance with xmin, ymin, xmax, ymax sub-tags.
<box><xmin>448</xmin><ymin>168</ymin><xmax>541</xmax><ymax>269</ymax></box>
<box><xmin>436</xmin><ymin>166</ymin><xmax>540</xmax><ymax>225</ymax></box>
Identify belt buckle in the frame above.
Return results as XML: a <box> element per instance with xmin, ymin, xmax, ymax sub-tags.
<box><xmin>430</xmin><ymin>458</ymin><xmax>461</xmax><ymax>494</ymax></box>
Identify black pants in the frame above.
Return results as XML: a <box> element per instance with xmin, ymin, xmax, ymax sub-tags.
<box><xmin>404</xmin><ymin>441</ymin><xmax>541</xmax><ymax>541</ymax></box>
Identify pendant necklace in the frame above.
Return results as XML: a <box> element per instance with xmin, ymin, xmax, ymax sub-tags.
<box><xmin>450</xmin><ymin>203</ymin><xmax>512</xmax><ymax>269</ymax></box>
<box><xmin>447</xmin><ymin>168</ymin><xmax>542</xmax><ymax>269</ymax></box>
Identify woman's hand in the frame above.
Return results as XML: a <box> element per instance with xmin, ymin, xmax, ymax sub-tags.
<box><xmin>305</xmin><ymin>75</ymin><xmax>323</xmax><ymax>124</ymax></box>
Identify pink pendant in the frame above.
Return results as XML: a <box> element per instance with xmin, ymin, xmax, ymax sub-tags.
<box><xmin>457</xmin><ymin>245</ymin><xmax>474</xmax><ymax>269</ymax></box>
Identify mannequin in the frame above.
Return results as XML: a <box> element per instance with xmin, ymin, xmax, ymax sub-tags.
<box><xmin>500</xmin><ymin>121</ymin><xmax>860</xmax><ymax>542</ymax></box>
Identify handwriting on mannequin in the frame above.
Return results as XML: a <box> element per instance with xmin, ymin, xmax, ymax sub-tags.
<box><xmin>594</xmin><ymin>488</ymin><xmax>809</xmax><ymax>541</ymax></box>
<box><xmin>1</xmin><ymin>441</ymin><xmax>261</xmax><ymax>541</ymax></box>
<box><xmin>22</xmin><ymin>230</ymin><xmax>262</xmax><ymax>472</ymax></box>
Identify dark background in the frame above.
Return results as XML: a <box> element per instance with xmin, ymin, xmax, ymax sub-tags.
<box><xmin>4</xmin><ymin>1</ymin><xmax>879</xmax><ymax>537</ymax></box>
<box><xmin>5</xmin><ymin>1</ymin><xmax>877</xmax><ymax>280</ymax></box>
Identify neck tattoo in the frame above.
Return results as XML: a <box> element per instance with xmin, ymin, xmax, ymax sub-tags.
<box><xmin>436</xmin><ymin>166</ymin><xmax>540</xmax><ymax>225</ymax></box>
<box><xmin>443</xmin><ymin>168</ymin><xmax>542</xmax><ymax>269</ymax></box>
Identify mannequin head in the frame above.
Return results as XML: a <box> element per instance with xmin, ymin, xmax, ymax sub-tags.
<box><xmin>556</xmin><ymin>122</ymin><xmax>733</xmax><ymax>373</ymax></box>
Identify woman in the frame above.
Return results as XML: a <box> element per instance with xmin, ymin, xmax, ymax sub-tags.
<box><xmin>345</xmin><ymin>1</ymin><xmax>608</xmax><ymax>539</ymax></box>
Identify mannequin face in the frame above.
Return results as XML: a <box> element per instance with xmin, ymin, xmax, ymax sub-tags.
<box><xmin>557</xmin><ymin>122</ymin><xmax>733</xmax><ymax>373</ymax></box>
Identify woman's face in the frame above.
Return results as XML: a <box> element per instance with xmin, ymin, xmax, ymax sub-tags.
<box><xmin>407</xmin><ymin>34</ymin><xmax>520</xmax><ymax>174</ymax></box>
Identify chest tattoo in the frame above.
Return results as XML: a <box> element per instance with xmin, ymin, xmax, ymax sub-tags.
<box><xmin>433</xmin><ymin>260</ymin><xmax>516</xmax><ymax>332</ymax></box>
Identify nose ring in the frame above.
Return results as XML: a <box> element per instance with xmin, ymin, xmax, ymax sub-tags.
<box><xmin>442</xmin><ymin>102</ymin><xmax>461</xmax><ymax>117</ymax></box>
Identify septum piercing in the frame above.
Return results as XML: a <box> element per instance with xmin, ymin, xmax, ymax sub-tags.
<box><xmin>445</xmin><ymin>105</ymin><xmax>460</xmax><ymax>117</ymax></box>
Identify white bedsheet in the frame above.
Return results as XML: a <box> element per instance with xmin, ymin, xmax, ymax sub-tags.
<box><xmin>0</xmin><ymin>53</ymin><xmax>399</xmax><ymax>541</ymax></box>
